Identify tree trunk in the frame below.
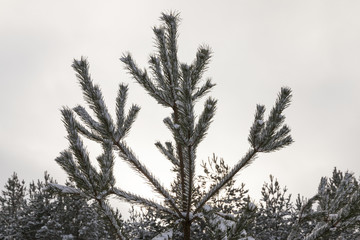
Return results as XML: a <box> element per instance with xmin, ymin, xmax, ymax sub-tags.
<box><xmin>183</xmin><ymin>219</ymin><xmax>191</xmax><ymax>240</ymax></box>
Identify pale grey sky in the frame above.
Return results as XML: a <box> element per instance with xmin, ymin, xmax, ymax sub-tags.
<box><xmin>1</xmin><ymin>0</ymin><xmax>360</xmax><ymax>216</ymax></box>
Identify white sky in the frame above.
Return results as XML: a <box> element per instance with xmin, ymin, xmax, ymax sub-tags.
<box><xmin>1</xmin><ymin>0</ymin><xmax>360</xmax><ymax>217</ymax></box>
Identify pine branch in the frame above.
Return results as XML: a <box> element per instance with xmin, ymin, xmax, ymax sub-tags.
<box><xmin>114</xmin><ymin>83</ymin><xmax>140</xmax><ymax>141</ymax></box>
<box><xmin>71</xmin><ymin>57</ymin><xmax>181</xmax><ymax>216</ymax></box>
<box><xmin>155</xmin><ymin>141</ymin><xmax>179</xmax><ymax>166</ymax></box>
<box><xmin>122</xmin><ymin>104</ymin><xmax>140</xmax><ymax>139</ymax></box>
<box><xmin>163</xmin><ymin>116</ymin><xmax>187</xmax><ymax>145</ymax></box>
<box><xmin>72</xmin><ymin>58</ymin><xmax>116</xmax><ymax>139</ymax></box>
<box><xmin>120</xmin><ymin>54</ymin><xmax>171</xmax><ymax>107</ymax></box>
<box><xmin>152</xmin><ymin>14</ymin><xmax>182</xmax><ymax>110</ymax></box>
<box><xmin>111</xmin><ymin>187</ymin><xmax>177</xmax><ymax>217</ymax></box>
<box><xmin>73</xmin><ymin>105</ymin><xmax>102</xmax><ymax>133</ymax></box>
<box><xmin>148</xmin><ymin>55</ymin><xmax>170</xmax><ymax>93</ymax></box>
<box><xmin>67</xmin><ymin>113</ymin><xmax>103</xmax><ymax>143</ymax></box>
<box><xmin>96</xmin><ymin>140</ymin><xmax>116</xmax><ymax>191</ymax></box>
<box><xmin>248</xmin><ymin>104</ymin><xmax>266</xmax><ymax>148</ymax></box>
<box><xmin>55</xmin><ymin>150</ymin><xmax>92</xmax><ymax>193</ymax></box>
<box><xmin>194</xmin><ymin>149</ymin><xmax>257</xmax><ymax>214</ymax></box>
<box><xmin>248</xmin><ymin>87</ymin><xmax>293</xmax><ymax>152</ymax></box>
<box><xmin>115</xmin><ymin>83</ymin><xmax>127</xmax><ymax>139</ymax></box>
<box><xmin>190</xmin><ymin>46</ymin><xmax>212</xmax><ymax>89</ymax></box>
<box><xmin>178</xmin><ymin>64</ymin><xmax>195</xmax><ymax>132</ymax></box>
<box><xmin>97</xmin><ymin>199</ymin><xmax>126</xmax><ymax>240</ymax></box>
<box><xmin>114</xmin><ymin>141</ymin><xmax>182</xmax><ymax>218</ymax></box>
<box><xmin>192</xmin><ymin>78</ymin><xmax>215</xmax><ymax>101</ymax></box>
<box><xmin>160</xmin><ymin>12</ymin><xmax>179</xmax><ymax>88</ymax></box>
<box><xmin>61</xmin><ymin>108</ymin><xmax>101</xmax><ymax>193</ymax></box>
<box><xmin>191</xmin><ymin>97</ymin><xmax>217</xmax><ymax>148</ymax></box>
<box><xmin>48</xmin><ymin>183</ymin><xmax>85</xmax><ymax>195</ymax></box>
<box><xmin>153</xmin><ymin>27</ymin><xmax>174</xmax><ymax>88</ymax></box>
<box><xmin>195</xmin><ymin>88</ymin><xmax>292</xmax><ymax>214</ymax></box>
<box><xmin>257</xmin><ymin>87</ymin><xmax>293</xmax><ymax>151</ymax></box>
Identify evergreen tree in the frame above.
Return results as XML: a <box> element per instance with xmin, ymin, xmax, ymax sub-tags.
<box><xmin>0</xmin><ymin>172</ymin><xmax>26</xmax><ymax>239</ymax></box>
<box><xmin>76</xmin><ymin>203</ymin><xmax>101</xmax><ymax>239</ymax></box>
<box><xmin>251</xmin><ymin>175</ymin><xmax>294</xmax><ymax>239</ymax></box>
<box><xmin>0</xmin><ymin>171</ymin><xmax>117</xmax><ymax>240</ymax></box>
<box><xmin>52</xmin><ymin>12</ymin><xmax>293</xmax><ymax>239</ymax></box>
<box><xmin>288</xmin><ymin>168</ymin><xmax>360</xmax><ymax>240</ymax></box>
<box><xmin>19</xmin><ymin>172</ymin><xmax>56</xmax><ymax>239</ymax></box>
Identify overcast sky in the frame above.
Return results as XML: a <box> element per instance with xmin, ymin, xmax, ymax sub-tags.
<box><xmin>1</xmin><ymin>0</ymin><xmax>360</xmax><ymax>217</ymax></box>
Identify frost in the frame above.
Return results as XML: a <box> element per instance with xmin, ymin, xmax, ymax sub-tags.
<box><xmin>217</xmin><ymin>212</ymin><xmax>235</xmax><ymax>220</ymax></box>
<box><xmin>174</xmin><ymin>124</ymin><xmax>180</xmax><ymax>129</ymax></box>
<box><xmin>257</xmin><ymin>120</ymin><xmax>264</xmax><ymax>125</ymax></box>
<box><xmin>40</xmin><ymin>225</ymin><xmax>48</xmax><ymax>230</ymax></box>
<box><xmin>49</xmin><ymin>183</ymin><xmax>81</xmax><ymax>194</ymax></box>
<box><xmin>96</xmin><ymin>190</ymin><xmax>108</xmax><ymax>200</ymax></box>
<box><xmin>152</xmin><ymin>229</ymin><xmax>173</xmax><ymax>240</ymax></box>
<box><xmin>218</xmin><ymin>221</ymin><xmax>227</xmax><ymax>231</ymax></box>
<box><xmin>62</xmin><ymin>234</ymin><xmax>75</xmax><ymax>240</ymax></box>
<box><xmin>175</xmin><ymin>100</ymin><xmax>184</xmax><ymax>107</ymax></box>
<box><xmin>194</xmin><ymin>212</ymin><xmax>204</xmax><ymax>220</ymax></box>
<box><xmin>248</xmin><ymin>202</ymin><xmax>256</xmax><ymax>211</ymax></box>
<box><xmin>208</xmin><ymin>213</ymin><xmax>235</xmax><ymax>233</ymax></box>
<box><xmin>203</xmin><ymin>204</ymin><xmax>212</xmax><ymax>211</ymax></box>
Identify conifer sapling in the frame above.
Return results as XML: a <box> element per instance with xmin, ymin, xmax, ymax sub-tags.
<box><xmin>52</xmin><ymin>12</ymin><xmax>293</xmax><ymax>239</ymax></box>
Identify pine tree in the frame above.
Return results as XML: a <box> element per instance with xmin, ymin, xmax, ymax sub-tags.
<box><xmin>288</xmin><ymin>168</ymin><xmax>360</xmax><ymax>240</ymax></box>
<box><xmin>0</xmin><ymin>172</ymin><xmax>26</xmax><ymax>239</ymax></box>
<box><xmin>8</xmin><ymin>171</ymin><xmax>117</xmax><ymax>240</ymax></box>
<box><xmin>19</xmin><ymin>172</ymin><xmax>57</xmax><ymax>239</ymax></box>
<box><xmin>52</xmin><ymin>12</ymin><xmax>293</xmax><ymax>239</ymax></box>
<box><xmin>251</xmin><ymin>175</ymin><xmax>294</xmax><ymax>239</ymax></box>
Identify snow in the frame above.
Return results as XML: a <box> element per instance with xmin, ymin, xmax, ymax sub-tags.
<box><xmin>40</xmin><ymin>226</ymin><xmax>48</xmax><ymax>230</ymax></box>
<box><xmin>218</xmin><ymin>221</ymin><xmax>227</xmax><ymax>231</ymax></box>
<box><xmin>62</xmin><ymin>234</ymin><xmax>75</xmax><ymax>240</ymax></box>
<box><xmin>175</xmin><ymin>100</ymin><xmax>184</xmax><ymax>107</ymax></box>
<box><xmin>48</xmin><ymin>183</ymin><xmax>81</xmax><ymax>194</ymax></box>
<box><xmin>257</xmin><ymin>120</ymin><xmax>264</xmax><ymax>125</ymax></box>
<box><xmin>180</xmin><ymin>211</ymin><xmax>194</xmax><ymax>220</ymax></box>
<box><xmin>203</xmin><ymin>204</ymin><xmax>212</xmax><ymax>211</ymax></box>
<box><xmin>152</xmin><ymin>229</ymin><xmax>173</xmax><ymax>240</ymax></box>
<box><xmin>248</xmin><ymin>202</ymin><xmax>256</xmax><ymax>211</ymax></box>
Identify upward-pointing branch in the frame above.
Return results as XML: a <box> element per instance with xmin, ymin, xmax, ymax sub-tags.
<box><xmin>114</xmin><ymin>140</ymin><xmax>182</xmax><ymax>218</ymax></box>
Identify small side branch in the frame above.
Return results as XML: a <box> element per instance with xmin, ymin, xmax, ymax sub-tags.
<box><xmin>114</xmin><ymin>141</ymin><xmax>182</xmax><ymax>218</ymax></box>
<box><xmin>111</xmin><ymin>187</ymin><xmax>178</xmax><ymax>217</ymax></box>
<box><xmin>194</xmin><ymin>149</ymin><xmax>257</xmax><ymax>213</ymax></box>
